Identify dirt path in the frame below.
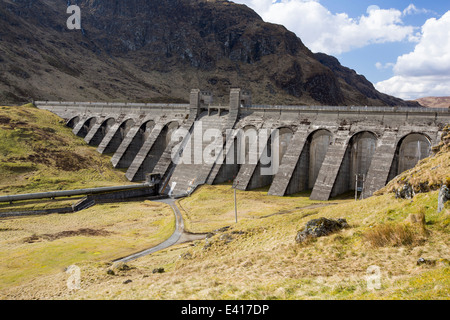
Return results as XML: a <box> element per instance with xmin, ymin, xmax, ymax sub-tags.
<box><xmin>114</xmin><ymin>200</ymin><xmax>338</xmax><ymax>263</ymax></box>
<box><xmin>114</xmin><ymin>198</ymin><xmax>206</xmax><ymax>263</ymax></box>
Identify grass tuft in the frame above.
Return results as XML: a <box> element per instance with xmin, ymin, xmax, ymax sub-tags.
<box><xmin>363</xmin><ymin>222</ymin><xmax>427</xmax><ymax>248</ymax></box>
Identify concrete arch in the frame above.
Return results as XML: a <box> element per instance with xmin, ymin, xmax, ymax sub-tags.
<box><xmin>331</xmin><ymin>131</ymin><xmax>378</xmax><ymax>197</ymax></box>
<box><xmin>164</xmin><ymin>121</ymin><xmax>180</xmax><ymax>146</ymax></box>
<box><xmin>77</xmin><ymin>117</ymin><xmax>97</xmax><ymax>138</ymax></box>
<box><xmin>350</xmin><ymin>131</ymin><xmax>378</xmax><ymax>189</ymax></box>
<box><xmin>138</xmin><ymin>120</ymin><xmax>180</xmax><ymax>180</ymax></box>
<box><xmin>284</xmin><ymin>128</ymin><xmax>333</xmax><ymax>195</ymax></box>
<box><xmin>275</xmin><ymin>127</ymin><xmax>294</xmax><ymax>166</ymax></box>
<box><xmin>100</xmin><ymin>118</ymin><xmax>135</xmax><ymax>154</ymax></box>
<box><xmin>118</xmin><ymin>119</ymin><xmax>135</xmax><ymax>140</ymax></box>
<box><xmin>88</xmin><ymin>117</ymin><xmax>116</xmax><ymax>146</ymax></box>
<box><xmin>113</xmin><ymin>120</ymin><xmax>156</xmax><ymax>169</ymax></box>
<box><xmin>245</xmin><ymin>126</ymin><xmax>295</xmax><ymax>190</ymax></box>
<box><xmin>308</xmin><ymin>129</ymin><xmax>333</xmax><ymax>189</ymax></box>
<box><xmin>66</xmin><ymin>116</ymin><xmax>80</xmax><ymax>129</ymax></box>
<box><xmin>233</xmin><ymin>125</ymin><xmax>259</xmax><ymax>165</ymax></box>
<box><xmin>387</xmin><ymin>132</ymin><xmax>431</xmax><ymax>181</ymax></box>
<box><xmin>141</xmin><ymin>120</ymin><xmax>156</xmax><ymax>141</ymax></box>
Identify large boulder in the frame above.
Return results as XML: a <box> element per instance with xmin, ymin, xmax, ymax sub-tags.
<box><xmin>295</xmin><ymin>218</ymin><xmax>349</xmax><ymax>243</ymax></box>
<box><xmin>438</xmin><ymin>185</ymin><xmax>450</xmax><ymax>213</ymax></box>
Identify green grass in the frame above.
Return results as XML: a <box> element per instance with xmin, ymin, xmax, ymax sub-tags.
<box><xmin>4</xmin><ymin>185</ymin><xmax>443</xmax><ymax>300</ymax></box>
<box><xmin>0</xmin><ymin>103</ymin><xmax>177</xmax><ymax>297</ymax></box>
<box><xmin>177</xmin><ymin>184</ymin><xmax>341</xmax><ymax>233</ymax></box>
<box><xmin>0</xmin><ymin>201</ymin><xmax>174</xmax><ymax>292</ymax></box>
<box><xmin>0</xmin><ymin>103</ymin><xmax>130</xmax><ymax>197</ymax></box>
<box><xmin>0</xmin><ymin>103</ymin><xmax>448</xmax><ymax>300</ymax></box>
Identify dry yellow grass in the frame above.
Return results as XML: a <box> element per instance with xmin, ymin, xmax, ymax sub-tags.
<box><xmin>0</xmin><ymin>104</ymin><xmax>448</xmax><ymax>300</ymax></box>
<box><xmin>1</xmin><ymin>186</ymin><xmax>447</xmax><ymax>300</ymax></box>
<box><xmin>0</xmin><ymin>200</ymin><xmax>174</xmax><ymax>297</ymax></box>
<box><xmin>378</xmin><ymin>125</ymin><xmax>450</xmax><ymax>195</ymax></box>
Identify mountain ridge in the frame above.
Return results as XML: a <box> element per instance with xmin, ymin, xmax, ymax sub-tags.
<box><xmin>0</xmin><ymin>0</ymin><xmax>420</xmax><ymax>107</ymax></box>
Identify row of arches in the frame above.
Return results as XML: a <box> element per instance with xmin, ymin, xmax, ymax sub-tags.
<box><xmin>215</xmin><ymin>125</ymin><xmax>431</xmax><ymax>197</ymax></box>
<box><xmin>67</xmin><ymin>115</ymin><xmax>432</xmax><ymax>197</ymax></box>
<box><xmin>67</xmin><ymin>116</ymin><xmax>180</xmax><ymax>181</ymax></box>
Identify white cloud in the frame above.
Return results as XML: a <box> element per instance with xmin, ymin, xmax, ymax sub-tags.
<box><xmin>367</xmin><ymin>5</ymin><xmax>381</xmax><ymax>14</ymax></box>
<box><xmin>376</xmin><ymin>11</ymin><xmax>450</xmax><ymax>99</ymax></box>
<box><xmin>232</xmin><ymin>0</ymin><xmax>416</xmax><ymax>55</ymax></box>
<box><xmin>375</xmin><ymin>62</ymin><xmax>395</xmax><ymax>70</ymax></box>
<box><xmin>402</xmin><ymin>4</ymin><xmax>434</xmax><ymax>16</ymax></box>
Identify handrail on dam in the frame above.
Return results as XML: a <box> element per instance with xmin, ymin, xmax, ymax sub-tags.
<box><xmin>34</xmin><ymin>101</ymin><xmax>190</xmax><ymax>109</ymax></box>
<box><xmin>246</xmin><ymin>105</ymin><xmax>450</xmax><ymax>113</ymax></box>
<box><xmin>0</xmin><ymin>182</ymin><xmax>155</xmax><ymax>204</ymax></box>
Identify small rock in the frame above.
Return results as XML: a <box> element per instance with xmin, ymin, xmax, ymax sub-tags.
<box><xmin>395</xmin><ymin>183</ymin><xmax>415</xmax><ymax>200</ymax></box>
<box><xmin>203</xmin><ymin>238</ymin><xmax>212</xmax><ymax>250</ymax></box>
<box><xmin>106</xmin><ymin>269</ymin><xmax>115</xmax><ymax>276</ymax></box>
<box><xmin>123</xmin><ymin>279</ymin><xmax>132</xmax><ymax>284</ymax></box>
<box><xmin>417</xmin><ymin>257</ymin><xmax>436</xmax><ymax>266</ymax></box>
<box><xmin>111</xmin><ymin>262</ymin><xmax>131</xmax><ymax>272</ymax></box>
<box><xmin>152</xmin><ymin>267</ymin><xmax>165</xmax><ymax>274</ymax></box>
<box><xmin>295</xmin><ymin>218</ymin><xmax>349</xmax><ymax>244</ymax></box>
<box><xmin>219</xmin><ymin>233</ymin><xmax>233</xmax><ymax>243</ymax></box>
<box><xmin>438</xmin><ymin>258</ymin><xmax>450</xmax><ymax>267</ymax></box>
<box><xmin>438</xmin><ymin>185</ymin><xmax>449</xmax><ymax>213</ymax></box>
<box><xmin>405</xmin><ymin>213</ymin><xmax>426</xmax><ymax>225</ymax></box>
<box><xmin>215</xmin><ymin>226</ymin><xmax>230</xmax><ymax>233</ymax></box>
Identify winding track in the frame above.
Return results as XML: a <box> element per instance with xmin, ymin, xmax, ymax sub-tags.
<box><xmin>113</xmin><ymin>198</ymin><xmax>339</xmax><ymax>263</ymax></box>
<box><xmin>113</xmin><ymin>198</ymin><xmax>205</xmax><ymax>263</ymax></box>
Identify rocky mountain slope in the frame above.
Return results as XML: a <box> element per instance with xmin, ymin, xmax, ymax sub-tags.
<box><xmin>415</xmin><ymin>97</ymin><xmax>450</xmax><ymax>108</ymax></box>
<box><xmin>0</xmin><ymin>0</ymin><xmax>419</xmax><ymax>106</ymax></box>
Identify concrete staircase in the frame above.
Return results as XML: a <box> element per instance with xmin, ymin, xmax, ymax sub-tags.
<box><xmin>163</xmin><ymin>111</ymin><xmax>229</xmax><ymax>197</ymax></box>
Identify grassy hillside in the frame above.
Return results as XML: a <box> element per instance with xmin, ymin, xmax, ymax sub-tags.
<box><xmin>1</xmin><ymin>183</ymin><xmax>448</xmax><ymax>299</ymax></box>
<box><xmin>0</xmin><ymin>104</ymin><xmax>448</xmax><ymax>300</ymax></box>
<box><xmin>0</xmin><ymin>201</ymin><xmax>175</xmax><ymax>295</ymax></box>
<box><xmin>0</xmin><ymin>103</ymin><xmax>130</xmax><ymax>197</ymax></box>
<box><xmin>0</xmin><ymin>103</ymin><xmax>175</xmax><ymax>296</ymax></box>
<box><xmin>378</xmin><ymin>125</ymin><xmax>450</xmax><ymax>195</ymax></box>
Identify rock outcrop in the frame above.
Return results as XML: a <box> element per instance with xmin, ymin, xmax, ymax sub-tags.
<box><xmin>295</xmin><ymin>217</ymin><xmax>349</xmax><ymax>243</ymax></box>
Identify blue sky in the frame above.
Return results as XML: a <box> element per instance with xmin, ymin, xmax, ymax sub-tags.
<box><xmin>231</xmin><ymin>0</ymin><xmax>450</xmax><ymax>100</ymax></box>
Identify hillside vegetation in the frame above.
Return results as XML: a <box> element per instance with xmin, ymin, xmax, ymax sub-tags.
<box><xmin>0</xmin><ymin>103</ymin><xmax>175</xmax><ymax>295</ymax></box>
<box><xmin>0</xmin><ymin>104</ymin><xmax>448</xmax><ymax>300</ymax></box>
<box><xmin>378</xmin><ymin>125</ymin><xmax>450</xmax><ymax>195</ymax></box>
<box><xmin>2</xmin><ymin>183</ymin><xmax>448</xmax><ymax>299</ymax></box>
<box><xmin>0</xmin><ymin>103</ymin><xmax>130</xmax><ymax>196</ymax></box>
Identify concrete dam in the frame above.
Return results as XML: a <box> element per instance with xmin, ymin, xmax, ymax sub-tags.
<box><xmin>35</xmin><ymin>89</ymin><xmax>450</xmax><ymax>200</ymax></box>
